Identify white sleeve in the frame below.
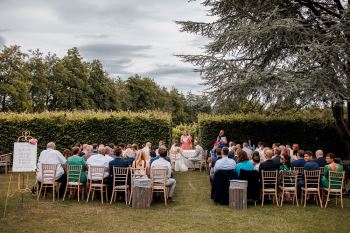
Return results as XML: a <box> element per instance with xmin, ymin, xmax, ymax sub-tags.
<box><xmin>57</xmin><ymin>151</ymin><xmax>67</xmax><ymax>164</ymax></box>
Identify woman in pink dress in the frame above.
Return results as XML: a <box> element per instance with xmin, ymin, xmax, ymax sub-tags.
<box><xmin>180</xmin><ymin>130</ymin><xmax>192</xmax><ymax>150</ymax></box>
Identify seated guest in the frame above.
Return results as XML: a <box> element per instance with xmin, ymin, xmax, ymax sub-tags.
<box><xmin>132</xmin><ymin>150</ymin><xmax>150</xmax><ymax>177</ymax></box>
<box><xmin>63</xmin><ymin>149</ymin><xmax>71</xmax><ymax>159</ymax></box>
<box><xmin>210</xmin><ymin>142</ymin><xmax>220</xmax><ymax>161</ymax></box>
<box><xmin>242</xmin><ymin>142</ymin><xmax>253</xmax><ymax>159</ymax></box>
<box><xmin>322</xmin><ymin>153</ymin><xmax>343</xmax><ymax>188</ymax></box>
<box><xmin>83</xmin><ymin>145</ymin><xmax>94</xmax><ymax>161</ymax></box>
<box><xmin>255</xmin><ymin>141</ymin><xmax>265</xmax><ymax>162</ymax></box>
<box><xmin>251</xmin><ymin>151</ymin><xmax>260</xmax><ymax>171</ymax></box>
<box><xmin>259</xmin><ymin>149</ymin><xmax>280</xmax><ymax>174</ymax></box>
<box><xmin>315</xmin><ymin>149</ymin><xmax>327</xmax><ymax>167</ymax></box>
<box><xmin>272</xmin><ymin>147</ymin><xmax>282</xmax><ymax>165</ymax></box>
<box><xmin>151</xmin><ymin>148</ymin><xmax>176</xmax><ymax>202</ymax></box>
<box><xmin>142</xmin><ymin>142</ymin><xmax>152</xmax><ymax>163</ymax></box>
<box><xmin>36</xmin><ymin>142</ymin><xmax>67</xmax><ymax>196</ymax></box>
<box><xmin>279</xmin><ymin>152</ymin><xmax>291</xmax><ymax>172</ymax></box>
<box><xmin>92</xmin><ymin>143</ymin><xmax>98</xmax><ymax>154</ymax></box>
<box><xmin>214</xmin><ymin>147</ymin><xmax>236</xmax><ymax>173</ymax></box>
<box><xmin>235</xmin><ymin>150</ymin><xmax>254</xmax><ymax>177</ymax></box>
<box><xmin>291</xmin><ymin>150</ymin><xmax>305</xmax><ymax>167</ymax></box>
<box><xmin>210</xmin><ymin>147</ymin><xmax>222</xmax><ymax>178</ymax></box>
<box><xmin>155</xmin><ymin>140</ymin><xmax>167</xmax><ymax>156</ymax></box>
<box><xmin>187</xmin><ymin>140</ymin><xmax>204</xmax><ymax>169</ymax></box>
<box><xmin>67</xmin><ymin>146</ymin><xmax>87</xmax><ymax>183</ymax></box>
<box><xmin>109</xmin><ymin>148</ymin><xmax>133</xmax><ymax>176</ymax></box>
<box><xmin>86</xmin><ymin>146</ymin><xmax>110</xmax><ymax>181</ymax></box>
<box><xmin>304</xmin><ymin>151</ymin><xmax>319</xmax><ymax>171</ymax></box>
<box><xmin>79</xmin><ymin>144</ymin><xmax>88</xmax><ymax>157</ymax></box>
<box><xmin>104</xmin><ymin>146</ymin><xmax>115</xmax><ymax>161</ymax></box>
<box><xmin>131</xmin><ymin>144</ymin><xmax>139</xmax><ymax>159</ymax></box>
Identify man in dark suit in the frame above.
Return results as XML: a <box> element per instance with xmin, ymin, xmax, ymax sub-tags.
<box><xmin>259</xmin><ymin>149</ymin><xmax>280</xmax><ymax>173</ymax></box>
<box><xmin>315</xmin><ymin>149</ymin><xmax>326</xmax><ymax>167</ymax></box>
<box><xmin>291</xmin><ymin>150</ymin><xmax>306</xmax><ymax>167</ymax></box>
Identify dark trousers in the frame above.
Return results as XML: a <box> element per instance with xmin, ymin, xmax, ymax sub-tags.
<box><xmin>38</xmin><ymin>174</ymin><xmax>67</xmax><ymax>197</ymax></box>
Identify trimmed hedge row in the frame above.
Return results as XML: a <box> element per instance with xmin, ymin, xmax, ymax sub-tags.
<box><xmin>0</xmin><ymin>111</ymin><xmax>171</xmax><ymax>154</ymax></box>
<box><xmin>198</xmin><ymin>113</ymin><xmax>346</xmax><ymax>158</ymax></box>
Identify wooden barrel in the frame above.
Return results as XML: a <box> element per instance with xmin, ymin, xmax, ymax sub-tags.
<box><xmin>132</xmin><ymin>186</ymin><xmax>152</xmax><ymax>208</ymax></box>
<box><xmin>229</xmin><ymin>180</ymin><xmax>248</xmax><ymax>209</ymax></box>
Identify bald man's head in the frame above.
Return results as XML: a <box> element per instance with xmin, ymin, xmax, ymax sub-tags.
<box><xmin>47</xmin><ymin>142</ymin><xmax>56</xmax><ymax>149</ymax></box>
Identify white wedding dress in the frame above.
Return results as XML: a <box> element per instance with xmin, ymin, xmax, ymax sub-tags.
<box><xmin>175</xmin><ymin>152</ymin><xmax>188</xmax><ymax>172</ymax></box>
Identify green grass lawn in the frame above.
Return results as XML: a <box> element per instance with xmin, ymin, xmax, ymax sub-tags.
<box><xmin>1</xmin><ymin>171</ymin><xmax>350</xmax><ymax>233</ymax></box>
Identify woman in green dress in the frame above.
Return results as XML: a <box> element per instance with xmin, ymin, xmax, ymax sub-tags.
<box><xmin>67</xmin><ymin>146</ymin><xmax>87</xmax><ymax>183</ymax></box>
<box><xmin>279</xmin><ymin>151</ymin><xmax>291</xmax><ymax>172</ymax></box>
<box><xmin>322</xmin><ymin>153</ymin><xmax>343</xmax><ymax>189</ymax></box>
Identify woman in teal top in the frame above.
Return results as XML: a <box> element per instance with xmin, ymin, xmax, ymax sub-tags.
<box><xmin>322</xmin><ymin>153</ymin><xmax>343</xmax><ymax>189</ymax></box>
<box><xmin>67</xmin><ymin>147</ymin><xmax>87</xmax><ymax>183</ymax></box>
<box><xmin>236</xmin><ymin>150</ymin><xmax>254</xmax><ymax>177</ymax></box>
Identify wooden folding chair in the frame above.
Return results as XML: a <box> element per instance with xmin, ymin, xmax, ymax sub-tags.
<box><xmin>293</xmin><ymin>167</ymin><xmax>304</xmax><ymax>181</ymax></box>
<box><xmin>110</xmin><ymin>167</ymin><xmax>129</xmax><ymax>205</ymax></box>
<box><xmin>301</xmin><ymin>170</ymin><xmax>322</xmax><ymax>208</ymax></box>
<box><xmin>323</xmin><ymin>171</ymin><xmax>345</xmax><ymax>208</ymax></box>
<box><xmin>37</xmin><ymin>164</ymin><xmax>59</xmax><ymax>202</ymax></box>
<box><xmin>0</xmin><ymin>153</ymin><xmax>12</xmax><ymax>174</ymax></box>
<box><xmin>86</xmin><ymin>166</ymin><xmax>108</xmax><ymax>204</ymax></box>
<box><xmin>128</xmin><ymin>167</ymin><xmax>147</xmax><ymax>205</ymax></box>
<box><xmin>279</xmin><ymin>170</ymin><xmax>298</xmax><ymax>206</ymax></box>
<box><xmin>320</xmin><ymin>167</ymin><xmax>325</xmax><ymax>177</ymax></box>
<box><xmin>63</xmin><ymin>165</ymin><xmax>84</xmax><ymax>202</ymax></box>
<box><xmin>151</xmin><ymin>168</ymin><xmax>168</xmax><ymax>206</ymax></box>
<box><xmin>261</xmin><ymin>170</ymin><xmax>279</xmax><ymax>207</ymax></box>
<box><xmin>195</xmin><ymin>150</ymin><xmax>208</xmax><ymax>172</ymax></box>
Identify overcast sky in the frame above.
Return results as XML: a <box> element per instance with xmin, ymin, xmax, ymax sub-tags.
<box><xmin>0</xmin><ymin>0</ymin><xmax>210</xmax><ymax>93</ymax></box>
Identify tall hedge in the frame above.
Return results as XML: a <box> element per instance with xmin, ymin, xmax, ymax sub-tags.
<box><xmin>0</xmin><ymin>111</ymin><xmax>171</xmax><ymax>154</ymax></box>
<box><xmin>198</xmin><ymin>113</ymin><xmax>346</xmax><ymax>158</ymax></box>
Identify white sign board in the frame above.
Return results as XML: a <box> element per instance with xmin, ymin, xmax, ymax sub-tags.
<box><xmin>12</xmin><ymin>142</ymin><xmax>37</xmax><ymax>172</ymax></box>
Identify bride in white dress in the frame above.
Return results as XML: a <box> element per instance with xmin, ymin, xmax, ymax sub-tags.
<box><xmin>174</xmin><ymin>146</ymin><xmax>188</xmax><ymax>172</ymax></box>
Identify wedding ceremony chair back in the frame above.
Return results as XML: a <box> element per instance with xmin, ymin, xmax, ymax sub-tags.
<box><xmin>110</xmin><ymin>167</ymin><xmax>129</xmax><ymax>205</ymax></box>
<box><xmin>38</xmin><ymin>164</ymin><xmax>59</xmax><ymax>201</ymax></box>
<box><xmin>301</xmin><ymin>170</ymin><xmax>322</xmax><ymax>208</ymax></box>
<box><xmin>86</xmin><ymin>166</ymin><xmax>108</xmax><ymax>204</ymax></box>
<box><xmin>261</xmin><ymin>170</ymin><xmax>279</xmax><ymax>207</ymax></box>
<box><xmin>63</xmin><ymin>165</ymin><xmax>83</xmax><ymax>202</ymax></box>
<box><xmin>323</xmin><ymin>171</ymin><xmax>345</xmax><ymax>208</ymax></box>
<box><xmin>279</xmin><ymin>170</ymin><xmax>298</xmax><ymax>206</ymax></box>
<box><xmin>129</xmin><ymin>167</ymin><xmax>147</xmax><ymax>204</ymax></box>
<box><xmin>151</xmin><ymin>168</ymin><xmax>168</xmax><ymax>206</ymax></box>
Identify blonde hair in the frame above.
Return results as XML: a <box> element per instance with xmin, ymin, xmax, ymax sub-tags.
<box><xmin>135</xmin><ymin>150</ymin><xmax>146</xmax><ymax>167</ymax></box>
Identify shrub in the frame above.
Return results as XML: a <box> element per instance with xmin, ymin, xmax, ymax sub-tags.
<box><xmin>0</xmin><ymin>111</ymin><xmax>171</xmax><ymax>154</ymax></box>
<box><xmin>198</xmin><ymin>113</ymin><xmax>346</xmax><ymax>158</ymax></box>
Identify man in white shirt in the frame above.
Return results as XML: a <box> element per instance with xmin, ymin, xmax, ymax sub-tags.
<box><xmin>36</xmin><ymin>142</ymin><xmax>67</xmax><ymax>195</ymax></box>
<box><xmin>86</xmin><ymin>146</ymin><xmax>110</xmax><ymax>180</ymax></box>
<box><xmin>151</xmin><ymin>148</ymin><xmax>176</xmax><ymax>202</ymax></box>
<box><xmin>242</xmin><ymin>142</ymin><xmax>253</xmax><ymax>159</ymax></box>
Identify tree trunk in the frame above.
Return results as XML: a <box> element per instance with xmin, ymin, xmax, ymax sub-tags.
<box><xmin>332</xmin><ymin>102</ymin><xmax>350</xmax><ymax>160</ymax></box>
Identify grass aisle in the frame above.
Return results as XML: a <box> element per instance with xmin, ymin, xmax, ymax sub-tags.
<box><xmin>0</xmin><ymin>171</ymin><xmax>350</xmax><ymax>233</ymax></box>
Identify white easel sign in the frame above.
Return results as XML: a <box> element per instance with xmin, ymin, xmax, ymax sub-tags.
<box><xmin>12</xmin><ymin>142</ymin><xmax>37</xmax><ymax>172</ymax></box>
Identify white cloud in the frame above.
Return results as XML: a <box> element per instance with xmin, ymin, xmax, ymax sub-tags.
<box><xmin>0</xmin><ymin>0</ymin><xmax>209</xmax><ymax>93</ymax></box>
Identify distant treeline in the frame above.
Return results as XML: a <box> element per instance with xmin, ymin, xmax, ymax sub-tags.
<box><xmin>0</xmin><ymin>45</ymin><xmax>211</xmax><ymax>124</ymax></box>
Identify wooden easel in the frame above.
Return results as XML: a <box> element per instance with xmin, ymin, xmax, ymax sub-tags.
<box><xmin>3</xmin><ymin>131</ymin><xmax>38</xmax><ymax>218</ymax></box>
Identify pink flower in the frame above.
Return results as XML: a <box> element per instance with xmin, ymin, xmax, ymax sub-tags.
<box><xmin>29</xmin><ymin>138</ymin><xmax>38</xmax><ymax>145</ymax></box>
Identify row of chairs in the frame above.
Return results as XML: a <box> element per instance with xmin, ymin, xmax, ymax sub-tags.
<box><xmin>261</xmin><ymin>169</ymin><xmax>345</xmax><ymax>208</ymax></box>
<box><xmin>38</xmin><ymin>164</ymin><xmax>169</xmax><ymax>206</ymax></box>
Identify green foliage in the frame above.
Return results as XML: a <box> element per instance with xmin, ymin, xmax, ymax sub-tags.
<box><xmin>198</xmin><ymin>113</ymin><xmax>346</xmax><ymax>157</ymax></box>
<box><xmin>172</xmin><ymin>123</ymin><xmax>198</xmax><ymax>143</ymax></box>
<box><xmin>0</xmin><ymin>111</ymin><xmax>171</xmax><ymax>153</ymax></box>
